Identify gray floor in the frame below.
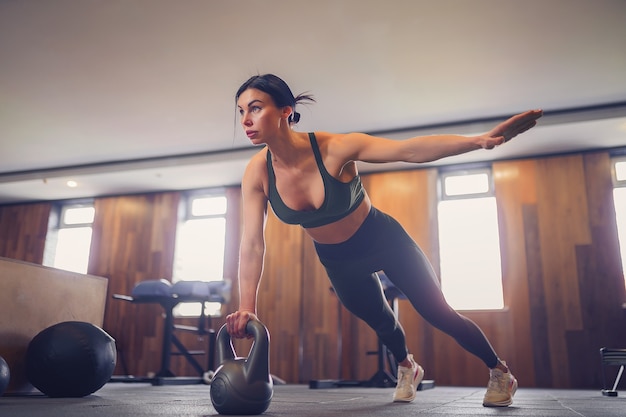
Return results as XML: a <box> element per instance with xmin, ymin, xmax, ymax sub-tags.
<box><xmin>2</xmin><ymin>383</ymin><xmax>626</xmax><ymax>417</ymax></box>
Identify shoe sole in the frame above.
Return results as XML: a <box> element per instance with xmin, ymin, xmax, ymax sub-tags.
<box><xmin>483</xmin><ymin>378</ymin><xmax>518</xmax><ymax>407</ymax></box>
<box><xmin>393</xmin><ymin>365</ymin><xmax>425</xmax><ymax>403</ymax></box>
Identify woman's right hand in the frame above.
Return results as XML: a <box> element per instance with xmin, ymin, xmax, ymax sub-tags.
<box><xmin>225</xmin><ymin>310</ymin><xmax>258</xmax><ymax>339</ymax></box>
<box><xmin>479</xmin><ymin>109</ymin><xmax>543</xmax><ymax>149</ymax></box>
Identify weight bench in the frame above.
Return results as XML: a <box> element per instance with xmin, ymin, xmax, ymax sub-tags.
<box><xmin>600</xmin><ymin>347</ymin><xmax>626</xmax><ymax>397</ymax></box>
<box><xmin>111</xmin><ymin>279</ymin><xmax>230</xmax><ymax>386</ymax></box>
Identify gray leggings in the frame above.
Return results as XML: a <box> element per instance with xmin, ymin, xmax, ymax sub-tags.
<box><xmin>314</xmin><ymin>207</ymin><xmax>499</xmax><ymax>368</ymax></box>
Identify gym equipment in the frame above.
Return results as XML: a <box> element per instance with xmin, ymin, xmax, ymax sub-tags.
<box><xmin>210</xmin><ymin>319</ymin><xmax>273</xmax><ymax>415</ymax></box>
<box><xmin>25</xmin><ymin>321</ymin><xmax>116</xmax><ymax>397</ymax></box>
<box><xmin>111</xmin><ymin>279</ymin><xmax>230</xmax><ymax>385</ymax></box>
<box><xmin>600</xmin><ymin>347</ymin><xmax>626</xmax><ymax>397</ymax></box>
<box><xmin>0</xmin><ymin>355</ymin><xmax>10</xmax><ymax>396</ymax></box>
<box><xmin>309</xmin><ymin>272</ymin><xmax>435</xmax><ymax>390</ymax></box>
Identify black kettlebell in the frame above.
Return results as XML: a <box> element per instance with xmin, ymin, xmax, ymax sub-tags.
<box><xmin>210</xmin><ymin>319</ymin><xmax>273</xmax><ymax>415</ymax></box>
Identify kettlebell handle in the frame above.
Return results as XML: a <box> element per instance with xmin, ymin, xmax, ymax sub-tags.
<box><xmin>215</xmin><ymin>318</ymin><xmax>271</xmax><ymax>382</ymax></box>
<box><xmin>244</xmin><ymin>318</ymin><xmax>269</xmax><ymax>342</ymax></box>
<box><xmin>243</xmin><ymin>319</ymin><xmax>270</xmax><ymax>380</ymax></box>
<box><xmin>216</xmin><ymin>318</ymin><xmax>269</xmax><ymax>347</ymax></box>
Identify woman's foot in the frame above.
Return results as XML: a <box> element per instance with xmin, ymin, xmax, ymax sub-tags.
<box><xmin>392</xmin><ymin>354</ymin><xmax>424</xmax><ymax>403</ymax></box>
<box><xmin>483</xmin><ymin>361</ymin><xmax>518</xmax><ymax>407</ymax></box>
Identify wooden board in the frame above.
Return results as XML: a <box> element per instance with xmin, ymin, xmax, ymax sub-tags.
<box><xmin>0</xmin><ymin>257</ymin><xmax>108</xmax><ymax>394</ymax></box>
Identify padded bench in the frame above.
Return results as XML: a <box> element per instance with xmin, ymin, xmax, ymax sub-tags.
<box><xmin>112</xmin><ymin>279</ymin><xmax>230</xmax><ymax>385</ymax></box>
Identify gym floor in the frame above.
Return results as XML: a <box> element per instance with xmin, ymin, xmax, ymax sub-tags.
<box><xmin>2</xmin><ymin>383</ymin><xmax>625</xmax><ymax>417</ymax></box>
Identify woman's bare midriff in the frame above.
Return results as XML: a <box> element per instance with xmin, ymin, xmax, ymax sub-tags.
<box><xmin>303</xmin><ymin>197</ymin><xmax>372</xmax><ymax>244</ymax></box>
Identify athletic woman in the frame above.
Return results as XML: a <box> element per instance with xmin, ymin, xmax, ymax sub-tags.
<box><xmin>225</xmin><ymin>73</ymin><xmax>542</xmax><ymax>406</ymax></box>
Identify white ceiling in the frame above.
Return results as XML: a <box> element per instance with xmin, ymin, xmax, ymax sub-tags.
<box><xmin>1</xmin><ymin>0</ymin><xmax>626</xmax><ymax>204</ymax></box>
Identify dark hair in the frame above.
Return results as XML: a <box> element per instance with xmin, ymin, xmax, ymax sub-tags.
<box><xmin>235</xmin><ymin>74</ymin><xmax>315</xmax><ymax>124</ymax></box>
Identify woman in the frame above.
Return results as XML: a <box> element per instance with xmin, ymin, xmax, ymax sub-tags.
<box><xmin>226</xmin><ymin>74</ymin><xmax>542</xmax><ymax>406</ymax></box>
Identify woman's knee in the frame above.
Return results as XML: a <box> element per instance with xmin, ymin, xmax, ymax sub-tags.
<box><xmin>421</xmin><ymin>306</ymin><xmax>469</xmax><ymax>335</ymax></box>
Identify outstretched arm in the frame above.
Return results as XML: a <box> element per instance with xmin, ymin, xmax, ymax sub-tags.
<box><xmin>335</xmin><ymin>109</ymin><xmax>543</xmax><ymax>164</ymax></box>
<box><xmin>226</xmin><ymin>154</ymin><xmax>268</xmax><ymax>338</ymax></box>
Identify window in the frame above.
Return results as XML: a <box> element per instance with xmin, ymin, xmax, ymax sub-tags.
<box><xmin>43</xmin><ymin>202</ymin><xmax>95</xmax><ymax>274</ymax></box>
<box><xmin>612</xmin><ymin>158</ymin><xmax>626</xmax><ymax>285</ymax></box>
<box><xmin>437</xmin><ymin>168</ymin><xmax>504</xmax><ymax>310</ymax></box>
<box><xmin>173</xmin><ymin>192</ymin><xmax>228</xmax><ymax>316</ymax></box>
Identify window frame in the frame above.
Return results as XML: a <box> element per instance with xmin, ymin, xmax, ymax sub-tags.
<box><xmin>610</xmin><ymin>155</ymin><xmax>626</xmax><ymax>301</ymax></box>
<box><xmin>58</xmin><ymin>202</ymin><xmax>96</xmax><ymax>228</ymax></box>
<box><xmin>436</xmin><ymin>165</ymin><xmax>505</xmax><ymax>311</ymax></box>
<box><xmin>43</xmin><ymin>199</ymin><xmax>95</xmax><ymax>274</ymax></box>
<box><xmin>612</xmin><ymin>156</ymin><xmax>626</xmax><ymax>186</ymax></box>
<box><xmin>172</xmin><ymin>189</ymin><xmax>229</xmax><ymax>317</ymax></box>
<box><xmin>439</xmin><ymin>166</ymin><xmax>494</xmax><ymax>200</ymax></box>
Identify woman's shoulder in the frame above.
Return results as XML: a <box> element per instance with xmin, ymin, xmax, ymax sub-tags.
<box><xmin>310</xmin><ymin>131</ymin><xmax>351</xmax><ymax>150</ymax></box>
<box><xmin>313</xmin><ymin>131</ymin><xmax>371</xmax><ymax>144</ymax></box>
<box><xmin>244</xmin><ymin>148</ymin><xmax>269</xmax><ymax>177</ymax></box>
<box><xmin>242</xmin><ymin>148</ymin><xmax>270</xmax><ymax>196</ymax></box>
<box><xmin>310</xmin><ymin>131</ymin><xmax>345</xmax><ymax>141</ymax></box>
<box><xmin>313</xmin><ymin>131</ymin><xmax>370</xmax><ymax>156</ymax></box>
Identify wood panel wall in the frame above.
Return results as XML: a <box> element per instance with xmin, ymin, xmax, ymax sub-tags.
<box><xmin>88</xmin><ymin>193</ymin><xmax>181</xmax><ymax>377</ymax></box>
<box><xmin>0</xmin><ymin>202</ymin><xmax>51</xmax><ymax>263</ymax></box>
<box><xmin>256</xmin><ymin>211</ymin><xmax>306</xmax><ymax>382</ymax></box>
<box><xmin>492</xmin><ymin>152</ymin><xmax>626</xmax><ymax>388</ymax></box>
<box><xmin>90</xmin><ymin>188</ymin><xmax>244</xmax><ymax>379</ymax></box>
<box><xmin>1</xmin><ymin>149</ymin><xmax>625</xmax><ymax>388</ymax></box>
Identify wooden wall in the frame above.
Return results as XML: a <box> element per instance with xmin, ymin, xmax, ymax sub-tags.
<box><xmin>0</xmin><ymin>202</ymin><xmax>51</xmax><ymax>263</ymax></box>
<box><xmin>492</xmin><ymin>153</ymin><xmax>626</xmax><ymax>388</ymax></box>
<box><xmin>1</xmin><ymin>149</ymin><xmax>625</xmax><ymax>388</ymax></box>
<box><xmin>87</xmin><ymin>192</ymin><xmax>180</xmax><ymax>377</ymax></box>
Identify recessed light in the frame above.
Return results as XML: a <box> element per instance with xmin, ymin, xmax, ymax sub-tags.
<box><xmin>66</xmin><ymin>180</ymin><xmax>78</xmax><ymax>188</ymax></box>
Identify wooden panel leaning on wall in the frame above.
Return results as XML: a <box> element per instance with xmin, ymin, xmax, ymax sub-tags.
<box><xmin>0</xmin><ymin>257</ymin><xmax>108</xmax><ymax>394</ymax></box>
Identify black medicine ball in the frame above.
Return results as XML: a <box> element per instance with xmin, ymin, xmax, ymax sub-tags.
<box><xmin>26</xmin><ymin>321</ymin><xmax>116</xmax><ymax>397</ymax></box>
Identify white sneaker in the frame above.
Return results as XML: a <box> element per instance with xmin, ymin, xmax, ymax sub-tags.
<box><xmin>392</xmin><ymin>354</ymin><xmax>424</xmax><ymax>403</ymax></box>
<box><xmin>482</xmin><ymin>364</ymin><xmax>518</xmax><ymax>407</ymax></box>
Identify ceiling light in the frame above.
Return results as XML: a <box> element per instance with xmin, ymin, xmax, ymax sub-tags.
<box><xmin>66</xmin><ymin>180</ymin><xmax>78</xmax><ymax>188</ymax></box>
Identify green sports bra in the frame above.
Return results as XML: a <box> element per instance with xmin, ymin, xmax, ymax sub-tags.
<box><xmin>266</xmin><ymin>133</ymin><xmax>365</xmax><ymax>229</ymax></box>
